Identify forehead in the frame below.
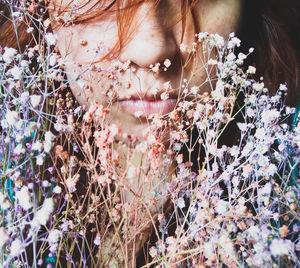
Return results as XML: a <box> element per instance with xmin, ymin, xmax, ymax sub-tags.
<box><xmin>51</xmin><ymin>0</ymin><xmax>113</xmax><ymax>13</ymax></box>
<box><xmin>51</xmin><ymin>0</ymin><xmax>242</xmax><ymax>35</ymax></box>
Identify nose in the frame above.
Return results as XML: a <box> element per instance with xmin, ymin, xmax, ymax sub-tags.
<box><xmin>118</xmin><ymin>3</ymin><xmax>179</xmax><ymax>68</ymax></box>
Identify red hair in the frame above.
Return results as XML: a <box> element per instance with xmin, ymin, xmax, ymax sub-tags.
<box><xmin>51</xmin><ymin>0</ymin><xmax>198</xmax><ymax>59</ymax></box>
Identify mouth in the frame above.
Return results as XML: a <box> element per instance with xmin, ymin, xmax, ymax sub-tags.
<box><xmin>117</xmin><ymin>96</ymin><xmax>178</xmax><ymax>117</ymax></box>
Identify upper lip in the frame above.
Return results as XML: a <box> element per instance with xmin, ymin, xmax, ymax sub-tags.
<box><xmin>116</xmin><ymin>90</ymin><xmax>179</xmax><ymax>102</ymax></box>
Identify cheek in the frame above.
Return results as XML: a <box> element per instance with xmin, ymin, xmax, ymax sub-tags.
<box><xmin>55</xmin><ymin>22</ymin><xmax>118</xmax><ymax>64</ymax></box>
<box><xmin>54</xmin><ymin>23</ymin><xmax>119</xmax><ymax>107</ymax></box>
<box><xmin>66</xmin><ymin>68</ymin><xmax>113</xmax><ymax>109</ymax></box>
<box><xmin>197</xmin><ymin>0</ymin><xmax>242</xmax><ymax>36</ymax></box>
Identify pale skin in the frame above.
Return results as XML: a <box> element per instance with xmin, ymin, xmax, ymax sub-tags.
<box><xmin>50</xmin><ymin>0</ymin><xmax>242</xmax><ymax>265</ymax></box>
<box><xmin>50</xmin><ymin>0</ymin><xmax>242</xmax><ymax>135</ymax></box>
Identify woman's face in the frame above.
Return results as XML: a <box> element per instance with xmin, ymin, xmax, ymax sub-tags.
<box><xmin>51</xmin><ymin>0</ymin><xmax>242</xmax><ymax>136</ymax></box>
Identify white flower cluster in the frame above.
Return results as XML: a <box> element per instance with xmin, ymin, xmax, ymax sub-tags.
<box><xmin>0</xmin><ymin>9</ymin><xmax>298</xmax><ymax>265</ymax></box>
<box><xmin>149</xmin><ymin>33</ymin><xmax>300</xmax><ymax>267</ymax></box>
<box><xmin>0</xmin><ymin>20</ymin><xmax>66</xmax><ymax>265</ymax></box>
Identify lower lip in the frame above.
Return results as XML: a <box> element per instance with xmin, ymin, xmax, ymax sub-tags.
<box><xmin>118</xmin><ymin>99</ymin><xmax>177</xmax><ymax>117</ymax></box>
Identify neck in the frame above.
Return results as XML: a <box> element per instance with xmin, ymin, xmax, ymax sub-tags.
<box><xmin>115</xmin><ymin>142</ymin><xmax>176</xmax><ymax>204</ymax></box>
<box><xmin>99</xmin><ymin>142</ymin><xmax>175</xmax><ymax>267</ymax></box>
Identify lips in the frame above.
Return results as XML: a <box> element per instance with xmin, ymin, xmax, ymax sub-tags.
<box><xmin>117</xmin><ymin>98</ymin><xmax>177</xmax><ymax>117</ymax></box>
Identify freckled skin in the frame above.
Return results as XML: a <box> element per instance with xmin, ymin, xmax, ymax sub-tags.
<box><xmin>50</xmin><ymin>0</ymin><xmax>242</xmax><ymax>135</ymax></box>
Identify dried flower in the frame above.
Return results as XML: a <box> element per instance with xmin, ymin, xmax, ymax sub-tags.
<box><xmin>2</xmin><ymin>47</ymin><xmax>17</xmax><ymax>64</ymax></box>
<box><xmin>45</xmin><ymin>33</ymin><xmax>57</xmax><ymax>46</ymax></box>
<box><xmin>30</xmin><ymin>95</ymin><xmax>42</xmax><ymax>108</ymax></box>
<box><xmin>10</xmin><ymin>239</ymin><xmax>24</xmax><ymax>257</ymax></box>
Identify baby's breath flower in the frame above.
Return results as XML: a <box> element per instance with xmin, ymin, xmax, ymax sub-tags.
<box><xmin>285</xmin><ymin>106</ymin><xmax>295</xmax><ymax>115</ymax></box>
<box><xmin>188</xmin><ymin>87</ymin><xmax>197</xmax><ymax>96</ymax></box>
<box><xmin>215</xmin><ymin>200</ymin><xmax>229</xmax><ymax>215</ymax></box>
<box><xmin>20</xmin><ymin>91</ymin><xmax>30</xmax><ymax>104</ymax></box>
<box><xmin>265</xmin><ymin>163</ymin><xmax>277</xmax><ymax>176</ymax></box>
<box><xmin>35</xmin><ymin>198</ymin><xmax>54</xmax><ymax>226</ymax></box>
<box><xmin>74</xmin><ymin>106</ymin><xmax>82</xmax><ymax>114</ymax></box>
<box><xmin>227</xmin><ymin>52</ymin><xmax>236</xmax><ymax>62</ymax></box>
<box><xmin>176</xmin><ymin>197</ymin><xmax>185</xmax><ymax>209</ymax></box>
<box><xmin>49</xmin><ymin>54</ymin><xmax>57</xmax><ymax>66</ymax></box>
<box><xmin>207</xmin><ymin>58</ymin><xmax>218</xmax><ymax>65</ymax></box>
<box><xmin>227</xmin><ymin>36</ymin><xmax>241</xmax><ymax>48</ymax></box>
<box><xmin>279</xmin><ymin>83</ymin><xmax>288</xmax><ymax>92</ymax></box>
<box><xmin>32</xmin><ymin>140</ymin><xmax>43</xmax><ymax>152</ymax></box>
<box><xmin>255</xmin><ymin>128</ymin><xmax>266</xmax><ymax>140</ymax></box>
<box><xmin>10</xmin><ymin>239</ymin><xmax>24</xmax><ymax>257</ymax></box>
<box><xmin>253</xmin><ymin>82</ymin><xmax>264</xmax><ymax>92</ymax></box>
<box><xmin>229</xmin><ymin>145</ymin><xmax>239</xmax><ymax>157</ymax></box>
<box><xmin>179</xmin><ymin>43</ymin><xmax>187</xmax><ymax>52</ymax></box>
<box><xmin>15</xmin><ymin>186</ymin><xmax>32</xmax><ymax>211</ymax></box>
<box><xmin>172</xmin><ymin>142</ymin><xmax>182</xmax><ymax>152</ymax></box>
<box><xmin>6</xmin><ymin>110</ymin><xmax>19</xmax><ymax>126</ymax></box>
<box><xmin>66</xmin><ymin>174</ymin><xmax>80</xmax><ymax>193</ymax></box>
<box><xmin>7</xmin><ymin>66</ymin><xmax>22</xmax><ymax>80</ymax></box>
<box><xmin>2</xmin><ymin>47</ymin><xmax>17</xmax><ymax>64</ymax></box>
<box><xmin>238</xmin><ymin>52</ymin><xmax>247</xmax><ymax>60</ymax></box>
<box><xmin>48</xmin><ymin>229</ymin><xmax>61</xmax><ymax>253</ymax></box>
<box><xmin>197</xmin><ymin>32</ymin><xmax>208</xmax><ymax>42</ymax></box>
<box><xmin>214</xmin><ymin>33</ymin><xmax>225</xmax><ymax>47</ymax></box>
<box><xmin>160</xmin><ymin>91</ymin><xmax>169</xmax><ymax>100</ymax></box>
<box><xmin>242</xmin><ymin>163</ymin><xmax>252</xmax><ymax>178</ymax></box>
<box><xmin>150</xmin><ymin>62</ymin><xmax>160</xmax><ymax>73</ymax></box>
<box><xmin>25</xmin><ymin>122</ymin><xmax>38</xmax><ymax>136</ymax></box>
<box><xmin>43</xmin><ymin>19</ymin><xmax>51</xmax><ymax>29</ymax></box>
<box><xmin>45</xmin><ymin>33</ymin><xmax>57</xmax><ymax>46</ymax></box>
<box><xmin>261</xmin><ymin>109</ymin><xmax>280</xmax><ymax>124</ymax></box>
<box><xmin>246</xmin><ymin>107</ymin><xmax>255</xmax><ymax>117</ymax></box>
<box><xmin>270</xmin><ymin>239</ymin><xmax>294</xmax><ymax>257</ymax></box>
<box><xmin>204</xmin><ymin>241</ymin><xmax>215</xmax><ymax>259</ymax></box>
<box><xmin>248</xmin><ymin>94</ymin><xmax>257</xmax><ymax>104</ymax></box>
<box><xmin>30</xmin><ymin>94</ymin><xmax>42</xmax><ymax>108</ymax></box>
<box><xmin>54</xmin><ymin>122</ymin><xmax>64</xmax><ymax>132</ymax></box>
<box><xmin>44</xmin><ymin>131</ymin><xmax>55</xmax><ymax>153</ymax></box>
<box><xmin>14</xmin><ymin>143</ymin><xmax>25</xmax><ymax>155</ymax></box>
<box><xmin>26</xmin><ymin>27</ymin><xmax>34</xmax><ymax>33</ymax></box>
<box><xmin>27</xmin><ymin>50</ymin><xmax>34</xmax><ymax>58</ymax></box>
<box><xmin>12</xmin><ymin>11</ymin><xmax>22</xmax><ymax>18</ymax></box>
<box><xmin>246</xmin><ymin>225</ymin><xmax>261</xmax><ymax>241</ymax></box>
<box><xmin>149</xmin><ymin>246</ymin><xmax>158</xmax><ymax>258</ymax></box>
<box><xmin>20</xmin><ymin>60</ymin><xmax>29</xmax><ymax>70</ymax></box>
<box><xmin>247</xmin><ymin>65</ymin><xmax>256</xmax><ymax>74</ymax></box>
<box><xmin>42</xmin><ymin>180</ymin><xmax>50</xmax><ymax>188</ymax></box>
<box><xmin>257</xmin><ymin>183</ymin><xmax>272</xmax><ymax>206</ymax></box>
<box><xmin>53</xmin><ymin>185</ymin><xmax>62</xmax><ymax>194</ymax></box>
<box><xmin>237</xmin><ymin>122</ymin><xmax>248</xmax><ymax>132</ymax></box>
<box><xmin>94</xmin><ymin>235</ymin><xmax>101</xmax><ymax>246</ymax></box>
<box><xmin>163</xmin><ymin>58</ymin><xmax>171</xmax><ymax>68</ymax></box>
<box><xmin>176</xmin><ymin>154</ymin><xmax>183</xmax><ymax>164</ymax></box>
